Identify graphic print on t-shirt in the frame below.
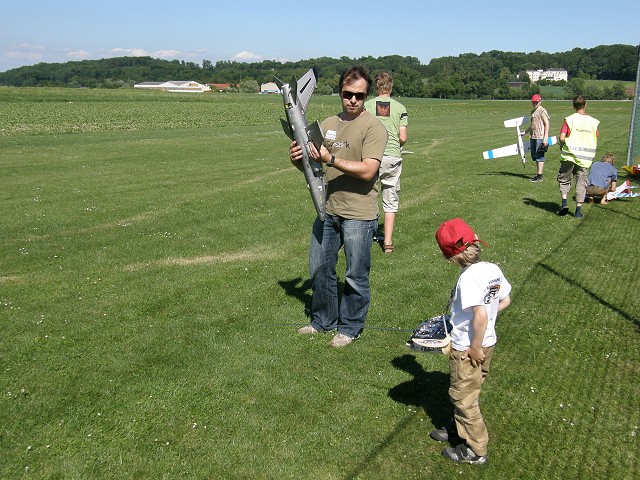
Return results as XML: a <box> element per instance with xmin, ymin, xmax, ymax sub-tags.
<box><xmin>375</xmin><ymin>101</ymin><xmax>391</xmax><ymax>117</ymax></box>
<box><xmin>484</xmin><ymin>284</ymin><xmax>501</xmax><ymax>304</ymax></box>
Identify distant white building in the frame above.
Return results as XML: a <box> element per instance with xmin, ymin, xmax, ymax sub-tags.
<box><xmin>526</xmin><ymin>68</ymin><xmax>568</xmax><ymax>83</ymax></box>
<box><xmin>260</xmin><ymin>82</ymin><xmax>280</xmax><ymax>94</ymax></box>
<box><xmin>134</xmin><ymin>81</ymin><xmax>211</xmax><ymax>93</ymax></box>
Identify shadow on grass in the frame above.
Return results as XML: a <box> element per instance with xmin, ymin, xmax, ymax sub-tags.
<box><xmin>482</xmin><ymin>170</ymin><xmax>531</xmax><ymax>179</ymax></box>
<box><xmin>344</xmin><ymin>414</ymin><xmax>416</xmax><ymax>480</ymax></box>
<box><xmin>388</xmin><ymin>355</ymin><xmax>450</xmax><ymax>425</ymax></box>
<box><xmin>278</xmin><ymin>277</ymin><xmax>312</xmax><ymax>316</ymax></box>
<box><xmin>539</xmin><ymin>263</ymin><xmax>640</xmax><ymax>331</ymax></box>
<box><xmin>523</xmin><ymin>197</ymin><xmax>559</xmax><ymax>214</ymax></box>
<box><xmin>278</xmin><ymin>277</ymin><xmax>345</xmax><ymax>317</ymax></box>
<box><xmin>344</xmin><ymin>355</ymin><xmax>449</xmax><ymax>480</ymax></box>
<box><xmin>593</xmin><ymin>201</ymin><xmax>640</xmax><ymax>221</ymax></box>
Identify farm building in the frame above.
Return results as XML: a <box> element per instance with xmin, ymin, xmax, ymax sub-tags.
<box><xmin>260</xmin><ymin>82</ymin><xmax>280</xmax><ymax>94</ymax></box>
<box><xmin>134</xmin><ymin>81</ymin><xmax>211</xmax><ymax>93</ymax></box>
<box><xmin>208</xmin><ymin>83</ymin><xmax>234</xmax><ymax>92</ymax></box>
<box><xmin>525</xmin><ymin>68</ymin><xmax>568</xmax><ymax>82</ymax></box>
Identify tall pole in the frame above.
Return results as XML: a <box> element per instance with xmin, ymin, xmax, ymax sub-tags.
<box><xmin>627</xmin><ymin>44</ymin><xmax>640</xmax><ymax>167</ymax></box>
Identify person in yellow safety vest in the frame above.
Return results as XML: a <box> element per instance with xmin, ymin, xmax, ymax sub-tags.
<box><xmin>556</xmin><ymin>95</ymin><xmax>600</xmax><ymax>219</ymax></box>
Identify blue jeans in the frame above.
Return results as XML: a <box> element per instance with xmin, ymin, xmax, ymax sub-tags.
<box><xmin>530</xmin><ymin>138</ymin><xmax>546</xmax><ymax>163</ymax></box>
<box><xmin>308</xmin><ymin>215</ymin><xmax>377</xmax><ymax>338</ymax></box>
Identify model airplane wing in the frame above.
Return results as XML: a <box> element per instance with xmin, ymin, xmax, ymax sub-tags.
<box><xmin>482</xmin><ymin>116</ymin><xmax>530</xmax><ymax>166</ymax></box>
<box><xmin>484</xmin><ymin>112</ymin><xmax>557</xmax><ymax>168</ymax></box>
<box><xmin>483</xmin><ymin>143</ymin><xmax>520</xmax><ymax>160</ymax></box>
<box><xmin>522</xmin><ymin>136</ymin><xmax>558</xmax><ymax>153</ymax></box>
<box><xmin>504</xmin><ymin>116</ymin><xmax>529</xmax><ymax>128</ymax></box>
<box><xmin>483</xmin><ymin>136</ymin><xmax>557</xmax><ymax>160</ymax></box>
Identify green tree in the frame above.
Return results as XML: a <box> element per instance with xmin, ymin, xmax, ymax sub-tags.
<box><xmin>238</xmin><ymin>78</ymin><xmax>259</xmax><ymax>93</ymax></box>
<box><xmin>611</xmin><ymin>81</ymin><xmax>627</xmax><ymax>100</ymax></box>
<box><xmin>564</xmin><ymin>77</ymin><xmax>586</xmax><ymax>98</ymax></box>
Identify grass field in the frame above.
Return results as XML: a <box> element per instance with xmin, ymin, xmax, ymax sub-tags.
<box><xmin>1</xmin><ymin>88</ymin><xmax>638</xmax><ymax>479</ymax></box>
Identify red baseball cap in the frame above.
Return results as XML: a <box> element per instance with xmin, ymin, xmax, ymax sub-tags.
<box><xmin>531</xmin><ymin>94</ymin><xmax>542</xmax><ymax>102</ymax></box>
<box><xmin>435</xmin><ymin>218</ymin><xmax>489</xmax><ymax>258</ymax></box>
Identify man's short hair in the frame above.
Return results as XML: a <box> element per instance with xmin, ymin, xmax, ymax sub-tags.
<box><xmin>339</xmin><ymin>66</ymin><xmax>372</xmax><ymax>94</ymax></box>
<box><xmin>573</xmin><ymin>95</ymin><xmax>587</xmax><ymax>110</ymax></box>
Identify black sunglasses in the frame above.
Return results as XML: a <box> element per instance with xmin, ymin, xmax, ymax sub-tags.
<box><xmin>341</xmin><ymin>90</ymin><xmax>367</xmax><ymax>101</ymax></box>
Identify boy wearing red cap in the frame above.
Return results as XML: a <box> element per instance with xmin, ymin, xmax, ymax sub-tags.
<box><xmin>523</xmin><ymin>94</ymin><xmax>550</xmax><ymax>182</ymax></box>
<box><xmin>431</xmin><ymin>218</ymin><xmax>512</xmax><ymax>464</ymax></box>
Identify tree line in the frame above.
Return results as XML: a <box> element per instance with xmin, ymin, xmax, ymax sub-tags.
<box><xmin>0</xmin><ymin>44</ymin><xmax>636</xmax><ymax>100</ymax></box>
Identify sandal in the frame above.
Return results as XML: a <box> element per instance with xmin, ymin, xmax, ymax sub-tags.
<box><xmin>383</xmin><ymin>243</ymin><xmax>394</xmax><ymax>253</ymax></box>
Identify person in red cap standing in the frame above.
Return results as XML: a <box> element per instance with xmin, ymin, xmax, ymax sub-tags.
<box><xmin>430</xmin><ymin>218</ymin><xmax>512</xmax><ymax>465</ymax></box>
<box><xmin>523</xmin><ymin>93</ymin><xmax>550</xmax><ymax>182</ymax></box>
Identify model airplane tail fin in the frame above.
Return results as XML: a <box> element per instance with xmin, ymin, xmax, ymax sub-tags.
<box><xmin>503</xmin><ymin>116</ymin><xmax>529</xmax><ymax>128</ymax></box>
<box><xmin>275</xmin><ymin>68</ymin><xmax>318</xmax><ymax>111</ymax></box>
<box><xmin>621</xmin><ymin>180</ymin><xmax>631</xmax><ymax>193</ymax></box>
<box><xmin>295</xmin><ymin>68</ymin><xmax>318</xmax><ymax>111</ymax></box>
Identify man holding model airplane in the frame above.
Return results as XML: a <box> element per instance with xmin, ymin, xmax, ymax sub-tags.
<box><xmin>522</xmin><ymin>93</ymin><xmax>550</xmax><ymax>182</ymax></box>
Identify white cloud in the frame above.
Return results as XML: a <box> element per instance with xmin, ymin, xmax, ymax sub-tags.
<box><xmin>154</xmin><ymin>49</ymin><xmax>182</xmax><ymax>59</ymax></box>
<box><xmin>107</xmin><ymin>47</ymin><xmax>184</xmax><ymax>60</ymax></box>
<box><xmin>67</xmin><ymin>50</ymin><xmax>91</xmax><ymax>60</ymax></box>
<box><xmin>232</xmin><ymin>51</ymin><xmax>263</xmax><ymax>62</ymax></box>
<box><xmin>5</xmin><ymin>51</ymin><xmax>43</xmax><ymax>61</ymax></box>
<box><xmin>4</xmin><ymin>43</ymin><xmax>46</xmax><ymax>62</ymax></box>
<box><xmin>18</xmin><ymin>43</ymin><xmax>45</xmax><ymax>51</ymax></box>
<box><xmin>109</xmin><ymin>48</ymin><xmax>151</xmax><ymax>57</ymax></box>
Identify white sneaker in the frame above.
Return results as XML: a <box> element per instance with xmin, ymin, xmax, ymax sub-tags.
<box><xmin>297</xmin><ymin>325</ymin><xmax>320</xmax><ymax>334</ymax></box>
<box><xmin>329</xmin><ymin>333</ymin><xmax>354</xmax><ymax>348</ymax></box>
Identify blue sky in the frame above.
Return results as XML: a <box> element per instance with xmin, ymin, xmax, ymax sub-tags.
<box><xmin>1</xmin><ymin>0</ymin><xmax>638</xmax><ymax>72</ymax></box>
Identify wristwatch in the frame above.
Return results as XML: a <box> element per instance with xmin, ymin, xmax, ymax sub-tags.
<box><xmin>327</xmin><ymin>155</ymin><xmax>335</xmax><ymax>167</ymax></box>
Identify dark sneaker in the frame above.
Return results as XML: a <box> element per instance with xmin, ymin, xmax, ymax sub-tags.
<box><xmin>557</xmin><ymin>206</ymin><xmax>569</xmax><ymax>216</ymax></box>
<box><xmin>530</xmin><ymin>175</ymin><xmax>543</xmax><ymax>182</ymax></box>
<box><xmin>442</xmin><ymin>443</ymin><xmax>487</xmax><ymax>465</ymax></box>
<box><xmin>430</xmin><ymin>419</ymin><xmax>460</xmax><ymax>443</ymax></box>
<box><xmin>575</xmin><ymin>210</ymin><xmax>583</xmax><ymax>219</ymax></box>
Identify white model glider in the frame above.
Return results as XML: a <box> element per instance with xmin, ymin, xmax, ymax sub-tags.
<box><xmin>482</xmin><ymin>116</ymin><xmax>557</xmax><ymax>168</ymax></box>
<box><xmin>606</xmin><ymin>180</ymin><xmax>640</xmax><ymax>200</ymax></box>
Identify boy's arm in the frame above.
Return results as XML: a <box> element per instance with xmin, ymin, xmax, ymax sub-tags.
<box><xmin>466</xmin><ymin>305</ymin><xmax>488</xmax><ymax>367</ymax></box>
<box><xmin>498</xmin><ymin>294</ymin><xmax>511</xmax><ymax>313</ymax></box>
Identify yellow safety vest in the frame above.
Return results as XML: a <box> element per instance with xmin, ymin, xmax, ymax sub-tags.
<box><xmin>560</xmin><ymin>113</ymin><xmax>600</xmax><ymax>167</ymax></box>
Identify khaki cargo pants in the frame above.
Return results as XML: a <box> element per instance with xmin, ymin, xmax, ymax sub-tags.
<box><xmin>448</xmin><ymin>346</ymin><xmax>495</xmax><ymax>456</ymax></box>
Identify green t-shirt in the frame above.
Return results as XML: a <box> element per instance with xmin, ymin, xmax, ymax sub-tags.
<box><xmin>321</xmin><ymin>111</ymin><xmax>388</xmax><ymax>220</ymax></box>
<box><xmin>364</xmin><ymin>95</ymin><xmax>408</xmax><ymax>157</ymax></box>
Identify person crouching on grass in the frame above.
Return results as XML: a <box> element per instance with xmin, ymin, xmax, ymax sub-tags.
<box><xmin>430</xmin><ymin>218</ymin><xmax>512</xmax><ymax>465</ymax></box>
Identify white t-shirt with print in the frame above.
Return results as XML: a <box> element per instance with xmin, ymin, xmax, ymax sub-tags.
<box><xmin>449</xmin><ymin>262</ymin><xmax>512</xmax><ymax>351</ymax></box>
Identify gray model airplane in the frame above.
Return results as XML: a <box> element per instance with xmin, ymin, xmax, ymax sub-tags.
<box><xmin>275</xmin><ymin>68</ymin><xmax>326</xmax><ymax>221</ymax></box>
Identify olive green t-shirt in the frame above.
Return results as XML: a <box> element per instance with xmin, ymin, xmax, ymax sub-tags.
<box><xmin>321</xmin><ymin>111</ymin><xmax>387</xmax><ymax>220</ymax></box>
<box><xmin>364</xmin><ymin>96</ymin><xmax>408</xmax><ymax>158</ymax></box>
